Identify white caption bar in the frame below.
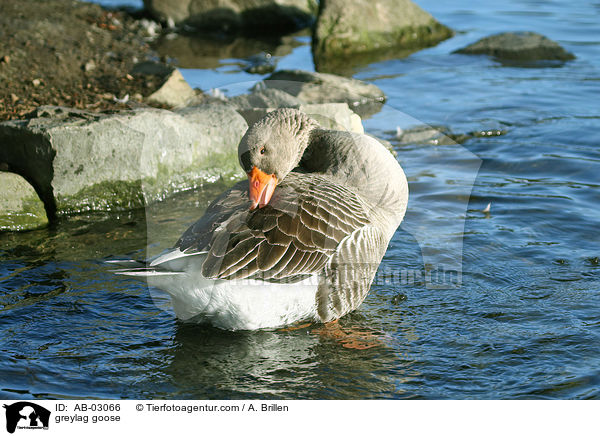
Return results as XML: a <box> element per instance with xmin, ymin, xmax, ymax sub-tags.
<box><xmin>0</xmin><ymin>400</ymin><xmax>595</xmax><ymax>435</ymax></box>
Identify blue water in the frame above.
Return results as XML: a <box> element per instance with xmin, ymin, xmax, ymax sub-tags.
<box><xmin>1</xmin><ymin>0</ymin><xmax>599</xmax><ymax>399</ymax></box>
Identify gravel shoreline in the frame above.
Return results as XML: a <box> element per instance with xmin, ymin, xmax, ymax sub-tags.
<box><xmin>0</xmin><ymin>0</ymin><xmax>164</xmax><ymax>121</ymax></box>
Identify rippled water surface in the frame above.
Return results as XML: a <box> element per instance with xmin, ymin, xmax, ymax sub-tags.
<box><xmin>1</xmin><ymin>0</ymin><xmax>599</xmax><ymax>399</ymax></box>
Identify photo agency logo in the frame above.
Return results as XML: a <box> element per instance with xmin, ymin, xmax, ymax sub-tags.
<box><xmin>137</xmin><ymin>77</ymin><xmax>481</xmax><ymax>317</ymax></box>
<box><xmin>3</xmin><ymin>402</ymin><xmax>50</xmax><ymax>433</ymax></box>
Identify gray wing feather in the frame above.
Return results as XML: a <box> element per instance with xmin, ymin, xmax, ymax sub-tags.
<box><xmin>175</xmin><ymin>172</ymin><xmax>372</xmax><ymax>283</ymax></box>
<box><xmin>316</xmin><ymin>226</ymin><xmax>388</xmax><ymax>322</ymax></box>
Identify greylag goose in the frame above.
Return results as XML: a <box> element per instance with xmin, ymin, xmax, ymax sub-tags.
<box><xmin>117</xmin><ymin>108</ymin><xmax>408</xmax><ymax>330</ymax></box>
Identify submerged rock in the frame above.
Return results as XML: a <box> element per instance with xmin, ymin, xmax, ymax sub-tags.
<box><xmin>0</xmin><ymin>105</ymin><xmax>247</xmax><ymax>217</ymax></box>
<box><xmin>394</xmin><ymin>124</ymin><xmax>507</xmax><ymax>146</ymax></box>
<box><xmin>454</xmin><ymin>32</ymin><xmax>575</xmax><ymax>63</ymax></box>
<box><xmin>0</xmin><ymin>171</ymin><xmax>48</xmax><ymax>231</ymax></box>
<box><xmin>313</xmin><ymin>0</ymin><xmax>452</xmax><ymax>72</ymax></box>
<box><xmin>143</xmin><ymin>0</ymin><xmax>317</xmax><ymax>33</ymax></box>
<box><xmin>395</xmin><ymin>125</ymin><xmax>459</xmax><ymax>146</ymax></box>
<box><xmin>261</xmin><ymin>69</ymin><xmax>386</xmax><ymax>118</ymax></box>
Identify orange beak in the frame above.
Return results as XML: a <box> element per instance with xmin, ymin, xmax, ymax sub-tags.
<box><xmin>247</xmin><ymin>166</ymin><xmax>278</xmax><ymax>210</ymax></box>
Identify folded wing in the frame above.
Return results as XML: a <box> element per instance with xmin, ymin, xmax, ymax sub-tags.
<box><xmin>176</xmin><ymin>172</ymin><xmax>372</xmax><ymax>283</ymax></box>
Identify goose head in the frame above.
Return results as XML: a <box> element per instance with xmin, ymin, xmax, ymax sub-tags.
<box><xmin>238</xmin><ymin>108</ymin><xmax>318</xmax><ymax>209</ymax></box>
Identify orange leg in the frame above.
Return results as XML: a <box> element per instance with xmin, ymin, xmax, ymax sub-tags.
<box><xmin>278</xmin><ymin>322</ymin><xmax>313</xmax><ymax>332</ymax></box>
<box><xmin>312</xmin><ymin>319</ymin><xmax>381</xmax><ymax>350</ymax></box>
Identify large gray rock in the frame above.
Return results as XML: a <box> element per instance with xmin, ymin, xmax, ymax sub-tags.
<box><xmin>0</xmin><ymin>171</ymin><xmax>48</xmax><ymax>231</ymax></box>
<box><xmin>231</xmin><ymin>87</ymin><xmax>365</xmax><ymax>131</ymax></box>
<box><xmin>237</xmin><ymin>103</ymin><xmax>364</xmax><ymax>133</ymax></box>
<box><xmin>0</xmin><ymin>105</ymin><xmax>247</xmax><ymax>217</ymax></box>
<box><xmin>454</xmin><ymin>32</ymin><xmax>575</xmax><ymax>63</ymax></box>
<box><xmin>313</xmin><ymin>0</ymin><xmax>452</xmax><ymax>72</ymax></box>
<box><xmin>144</xmin><ymin>0</ymin><xmax>317</xmax><ymax>33</ymax></box>
<box><xmin>299</xmin><ymin>103</ymin><xmax>363</xmax><ymax>134</ymax></box>
<box><xmin>262</xmin><ymin>69</ymin><xmax>386</xmax><ymax>118</ymax></box>
<box><xmin>228</xmin><ymin>88</ymin><xmax>302</xmax><ymax>110</ymax></box>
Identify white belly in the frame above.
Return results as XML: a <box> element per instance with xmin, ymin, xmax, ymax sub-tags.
<box><xmin>146</xmin><ymin>270</ymin><xmax>319</xmax><ymax>330</ymax></box>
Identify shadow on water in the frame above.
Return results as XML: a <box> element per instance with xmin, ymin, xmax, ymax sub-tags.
<box><xmin>0</xmin><ymin>209</ymin><xmax>148</xmax><ymax>264</ymax></box>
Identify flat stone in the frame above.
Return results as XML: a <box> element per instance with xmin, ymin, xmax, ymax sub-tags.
<box><xmin>313</xmin><ymin>0</ymin><xmax>452</xmax><ymax>71</ymax></box>
<box><xmin>0</xmin><ymin>171</ymin><xmax>48</xmax><ymax>231</ymax></box>
<box><xmin>262</xmin><ymin>69</ymin><xmax>386</xmax><ymax>117</ymax></box>
<box><xmin>237</xmin><ymin>103</ymin><xmax>363</xmax><ymax>134</ymax></box>
<box><xmin>228</xmin><ymin>88</ymin><xmax>302</xmax><ymax>110</ymax></box>
<box><xmin>299</xmin><ymin>103</ymin><xmax>363</xmax><ymax>134</ymax></box>
<box><xmin>0</xmin><ymin>104</ymin><xmax>247</xmax><ymax>217</ymax></box>
<box><xmin>454</xmin><ymin>32</ymin><xmax>575</xmax><ymax>63</ymax></box>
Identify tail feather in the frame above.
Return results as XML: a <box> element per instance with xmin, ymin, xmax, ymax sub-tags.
<box><xmin>106</xmin><ymin>257</ymin><xmax>186</xmax><ymax>279</ymax></box>
<box><xmin>115</xmin><ymin>269</ymin><xmax>186</xmax><ymax>277</ymax></box>
<box><xmin>105</xmin><ymin>258</ymin><xmax>147</xmax><ymax>268</ymax></box>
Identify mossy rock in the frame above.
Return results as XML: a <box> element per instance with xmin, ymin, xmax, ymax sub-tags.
<box><xmin>454</xmin><ymin>32</ymin><xmax>575</xmax><ymax>64</ymax></box>
<box><xmin>313</xmin><ymin>0</ymin><xmax>453</xmax><ymax>73</ymax></box>
<box><xmin>0</xmin><ymin>104</ymin><xmax>247</xmax><ymax>218</ymax></box>
<box><xmin>0</xmin><ymin>172</ymin><xmax>48</xmax><ymax>231</ymax></box>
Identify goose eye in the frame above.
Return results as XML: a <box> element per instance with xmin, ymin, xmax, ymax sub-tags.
<box><xmin>260</xmin><ymin>147</ymin><xmax>266</xmax><ymax>155</ymax></box>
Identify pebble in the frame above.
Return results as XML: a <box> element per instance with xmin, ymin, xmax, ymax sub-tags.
<box><xmin>32</xmin><ymin>78</ymin><xmax>41</xmax><ymax>87</ymax></box>
<box><xmin>139</xmin><ymin>19</ymin><xmax>161</xmax><ymax>38</ymax></box>
<box><xmin>10</xmin><ymin>93</ymin><xmax>19</xmax><ymax>103</ymax></box>
<box><xmin>113</xmin><ymin>94</ymin><xmax>129</xmax><ymax>104</ymax></box>
<box><xmin>84</xmin><ymin>60</ymin><xmax>96</xmax><ymax>72</ymax></box>
<box><xmin>1</xmin><ymin>55</ymin><xmax>9</xmax><ymax>64</ymax></box>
